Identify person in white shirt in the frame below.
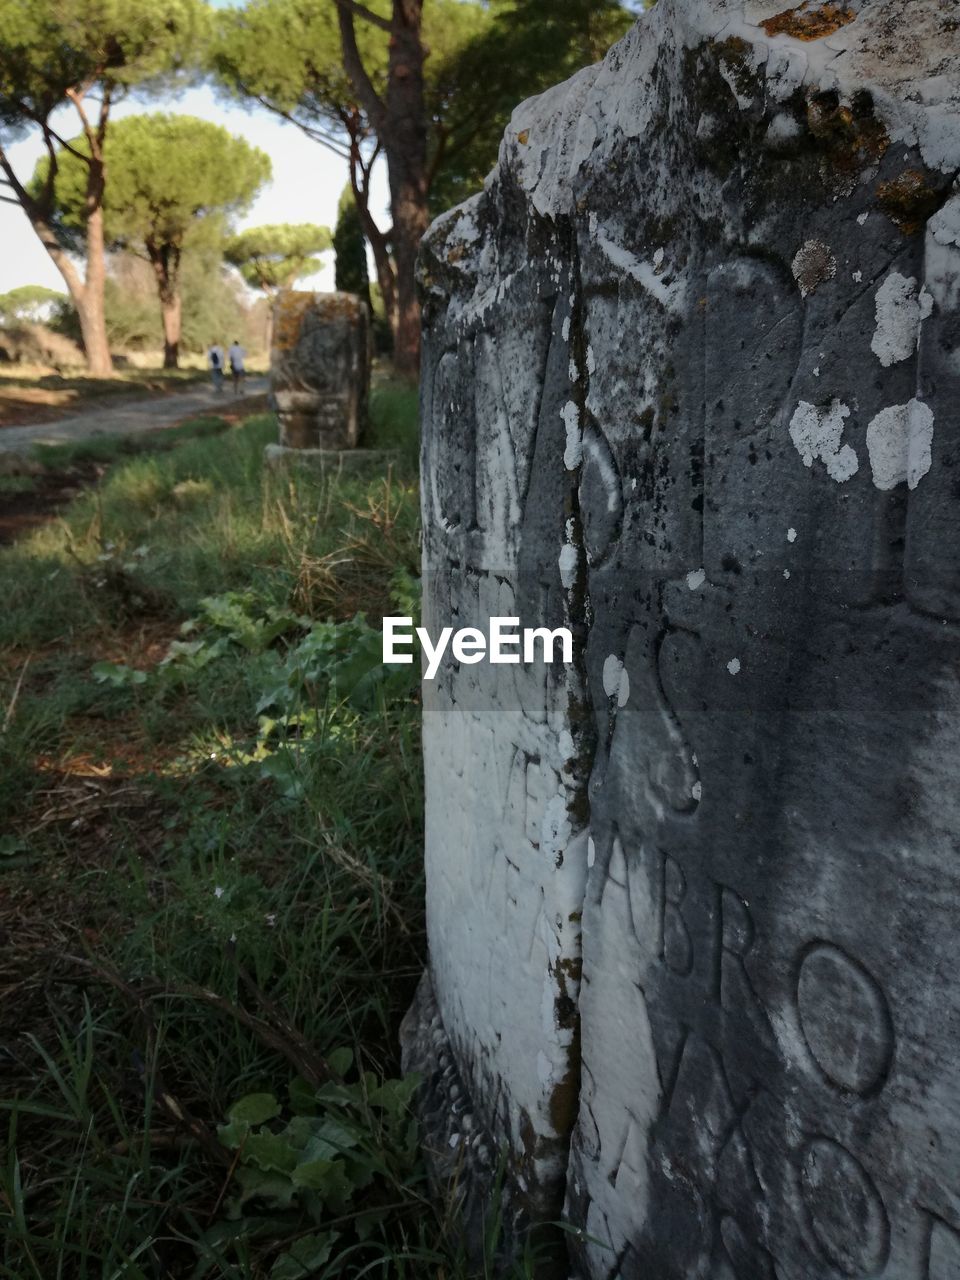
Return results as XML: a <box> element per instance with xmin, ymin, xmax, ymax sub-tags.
<box><xmin>228</xmin><ymin>340</ymin><xmax>246</xmax><ymax>395</ymax></box>
<box><xmin>208</xmin><ymin>342</ymin><xmax>225</xmax><ymax>393</ymax></box>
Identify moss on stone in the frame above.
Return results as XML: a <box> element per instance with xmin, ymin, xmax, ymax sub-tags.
<box><xmin>806</xmin><ymin>88</ymin><xmax>890</xmax><ymax>174</ymax></box>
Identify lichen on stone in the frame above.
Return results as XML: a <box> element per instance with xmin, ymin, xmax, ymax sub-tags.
<box><xmin>876</xmin><ymin>168</ymin><xmax>946</xmax><ymax>235</ymax></box>
<box><xmin>762</xmin><ymin>2</ymin><xmax>858</xmax><ymax>42</ymax></box>
<box><xmin>791</xmin><ymin>239</ymin><xmax>837</xmax><ymax>297</ymax></box>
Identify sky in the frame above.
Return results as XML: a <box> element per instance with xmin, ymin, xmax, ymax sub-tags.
<box><xmin>0</xmin><ymin>80</ymin><xmax>389</xmax><ymax>298</ymax></box>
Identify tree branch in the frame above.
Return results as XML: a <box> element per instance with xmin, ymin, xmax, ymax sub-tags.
<box><xmin>334</xmin><ymin>0</ymin><xmax>393</xmax><ymax>35</ymax></box>
<box><xmin>95</xmin><ymin>84</ymin><xmax>112</xmax><ymax>150</ymax></box>
<box><xmin>41</xmin><ymin>122</ymin><xmax>90</xmax><ymax>165</ymax></box>
<box><xmin>255</xmin><ymin>96</ymin><xmax>353</xmax><ymax>160</ymax></box>
<box><xmin>66</xmin><ymin>87</ymin><xmax>101</xmax><ymax>158</ymax></box>
<box><xmin>39</xmin><ymin>128</ymin><xmax>62</xmax><ymax>212</ymax></box>
<box><xmin>0</xmin><ymin>146</ymin><xmax>85</xmax><ymax>301</ymax></box>
<box><xmin>336</xmin><ymin>2</ymin><xmax>388</xmax><ymax>136</ymax></box>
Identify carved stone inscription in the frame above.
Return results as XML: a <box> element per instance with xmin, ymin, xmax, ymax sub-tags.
<box><xmin>408</xmin><ymin>0</ymin><xmax>960</xmax><ymax>1273</ymax></box>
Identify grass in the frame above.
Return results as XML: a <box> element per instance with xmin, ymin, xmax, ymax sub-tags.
<box><xmin>0</xmin><ymin>386</ymin><xmax>543</xmax><ymax>1278</ymax></box>
<box><xmin>29</xmin><ymin>414</ymin><xmax>238</xmax><ymax>470</ymax></box>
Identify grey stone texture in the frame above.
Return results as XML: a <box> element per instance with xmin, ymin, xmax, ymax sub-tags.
<box><xmin>270</xmin><ymin>292</ymin><xmax>370</xmax><ymax>449</ymax></box>
<box><xmin>405</xmin><ymin>0</ymin><xmax>960</xmax><ymax>1275</ymax></box>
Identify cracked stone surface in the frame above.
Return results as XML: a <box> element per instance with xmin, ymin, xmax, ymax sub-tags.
<box><xmin>403</xmin><ymin>1</ymin><xmax>960</xmax><ymax>1275</ymax></box>
<box><xmin>270</xmin><ymin>291</ymin><xmax>369</xmax><ymax>449</ymax></box>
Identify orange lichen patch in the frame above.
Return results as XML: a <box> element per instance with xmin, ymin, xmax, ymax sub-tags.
<box><xmin>517</xmin><ymin>129</ymin><xmax>530</xmax><ymax>145</ymax></box>
<box><xmin>314</xmin><ymin>293</ymin><xmax>365</xmax><ymax>321</ymax></box>
<box><xmin>273</xmin><ymin>292</ymin><xmax>316</xmax><ymax>352</ymax></box>
<box><xmin>762</xmin><ymin>2</ymin><xmax>857</xmax><ymax>40</ymax></box>
<box><xmin>876</xmin><ymin>169</ymin><xmax>943</xmax><ymax>235</ymax></box>
<box><xmin>273</xmin><ymin>292</ymin><xmax>364</xmax><ymax>353</ymax></box>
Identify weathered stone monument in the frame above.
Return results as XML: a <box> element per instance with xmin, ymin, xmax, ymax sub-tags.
<box><xmin>270</xmin><ymin>291</ymin><xmax>370</xmax><ymax>450</ymax></box>
<box><xmin>404</xmin><ymin>0</ymin><xmax>960</xmax><ymax>1274</ymax></box>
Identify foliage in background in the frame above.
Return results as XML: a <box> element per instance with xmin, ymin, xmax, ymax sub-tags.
<box><xmin>333</xmin><ymin>184</ymin><xmax>395</xmax><ymax>356</ymax></box>
<box><xmin>333</xmin><ymin>185</ymin><xmax>371</xmax><ymax>307</ymax></box>
<box><xmin>33</xmin><ymin>114</ymin><xmax>271</xmax><ymax>368</ymax></box>
<box><xmin>427</xmin><ymin>0</ymin><xmax>638</xmax><ymax>213</ymax></box>
<box><xmin>0</xmin><ymin>284</ymin><xmax>66</xmax><ymax>326</ymax></box>
<box><xmin>224</xmin><ymin>223</ymin><xmax>333</xmax><ymax>294</ymax></box>
<box><xmin>213</xmin><ymin>0</ymin><xmax>477</xmax><ymax>373</ymax></box>
<box><xmin>50</xmin><ymin>251</ymin><xmax>265</xmax><ymax>358</ymax></box>
<box><xmin>0</xmin><ymin>0</ymin><xmax>211</xmax><ymax>375</ymax></box>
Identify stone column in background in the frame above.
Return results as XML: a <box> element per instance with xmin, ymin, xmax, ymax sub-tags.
<box><xmin>405</xmin><ymin>0</ymin><xmax>960</xmax><ymax>1276</ymax></box>
<box><xmin>270</xmin><ymin>291</ymin><xmax>370</xmax><ymax>450</ymax></box>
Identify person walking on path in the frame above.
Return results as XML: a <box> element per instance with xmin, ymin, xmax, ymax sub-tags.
<box><xmin>228</xmin><ymin>340</ymin><xmax>246</xmax><ymax>396</ymax></box>
<box><xmin>208</xmin><ymin>341</ymin><xmax>225</xmax><ymax>393</ymax></box>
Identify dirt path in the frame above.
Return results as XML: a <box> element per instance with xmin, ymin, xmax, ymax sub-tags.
<box><xmin>0</xmin><ymin>376</ymin><xmax>269</xmax><ymax>455</ymax></box>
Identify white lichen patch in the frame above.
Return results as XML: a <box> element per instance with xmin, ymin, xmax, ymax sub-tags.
<box><xmin>930</xmin><ymin>196</ymin><xmax>960</xmax><ymax>249</ymax></box>
<box><xmin>616</xmin><ymin>668</ymin><xmax>629</xmax><ymax>709</ymax></box>
<box><xmin>691</xmin><ymin>780</ymin><xmax>703</xmax><ymax>802</ymax></box>
<box><xmin>727</xmin><ymin>658</ymin><xmax>741</xmax><ymax>676</ymax></box>
<box><xmin>686</xmin><ymin>568</ymin><xmax>706</xmax><ymax>590</ymax></box>
<box><xmin>766</xmin><ymin>112</ymin><xmax>802</xmax><ymax>146</ymax></box>
<box><xmin>602</xmin><ymin>654</ymin><xmax>623</xmax><ymax>699</ymax></box>
<box><xmin>791</xmin><ymin>240</ymin><xmax>837</xmax><ymax>298</ymax></box>
<box><xmin>558</xmin><ymin>542</ymin><xmax>579</xmax><ymax>589</ymax></box>
<box><xmin>787</xmin><ymin>527</ymin><xmax>797</xmax><ymax>543</ymax></box>
<box><xmin>540</xmin><ymin>792</ymin><xmax>572</xmax><ymax>863</ymax></box>
<box><xmin>865</xmin><ymin>399</ymin><xmax>935</xmax><ymax>491</ymax></box>
<box><xmin>600</xmin><ymin>656</ymin><xmax>629</xmax><ymax>708</ymax></box>
<box><xmin>788</xmin><ymin>400</ymin><xmax>859</xmax><ymax>483</ymax></box>
<box><xmin>561</xmin><ymin>400</ymin><xmax>582</xmax><ymax>469</ymax></box>
<box><xmin>871</xmin><ymin>272</ymin><xmax>934</xmax><ymax>367</ymax></box>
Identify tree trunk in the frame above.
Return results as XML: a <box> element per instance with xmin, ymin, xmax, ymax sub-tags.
<box><xmin>337</xmin><ymin>0</ymin><xmax>429</xmax><ymax>376</ymax></box>
<box><xmin>388</xmin><ymin>173</ymin><xmax>428</xmax><ymax>376</ymax></box>
<box><xmin>0</xmin><ymin>184</ymin><xmax>113</xmax><ymax>377</ymax></box>
<box><xmin>347</xmin><ymin>133</ymin><xmax>399</xmax><ymax>345</ymax></box>
<box><xmin>148</xmin><ymin>241</ymin><xmax>182</xmax><ymax>369</ymax></box>
<box><xmin>0</xmin><ymin>94</ymin><xmax>114</xmax><ymax>377</ymax></box>
<box><xmin>364</xmin><ymin>214</ymin><xmax>399</xmax><ymax>342</ymax></box>
<box><xmin>79</xmin><ymin>181</ymin><xmax>113</xmax><ymax>377</ymax></box>
<box><xmin>384</xmin><ymin>0</ymin><xmax>428</xmax><ymax>376</ymax></box>
<box><xmin>161</xmin><ymin>293</ymin><xmax>182</xmax><ymax>369</ymax></box>
<box><xmin>74</xmin><ymin>288</ymin><xmax>113</xmax><ymax>377</ymax></box>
